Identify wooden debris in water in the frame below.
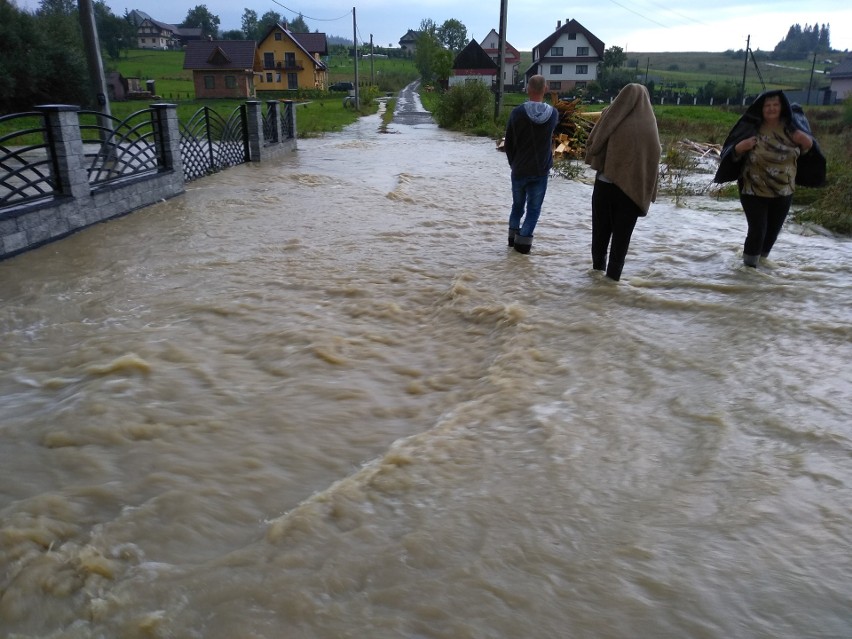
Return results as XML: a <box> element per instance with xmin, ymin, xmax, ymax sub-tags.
<box><xmin>496</xmin><ymin>96</ymin><xmax>599</xmax><ymax>159</ymax></box>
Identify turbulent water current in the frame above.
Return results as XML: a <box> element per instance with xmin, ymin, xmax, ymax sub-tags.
<box><xmin>1</xmin><ymin>82</ymin><xmax>850</xmax><ymax>638</ymax></box>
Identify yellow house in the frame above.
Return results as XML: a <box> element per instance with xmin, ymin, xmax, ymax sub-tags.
<box><xmin>256</xmin><ymin>23</ymin><xmax>329</xmax><ymax>92</ymax></box>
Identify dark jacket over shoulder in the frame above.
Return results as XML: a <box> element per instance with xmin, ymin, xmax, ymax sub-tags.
<box><xmin>713</xmin><ymin>90</ymin><xmax>826</xmax><ymax>188</ymax></box>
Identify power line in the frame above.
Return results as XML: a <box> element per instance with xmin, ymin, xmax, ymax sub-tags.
<box><xmin>267</xmin><ymin>0</ymin><xmax>351</xmax><ymax>23</ymax></box>
<box><xmin>601</xmin><ymin>0</ymin><xmax>671</xmax><ymax>29</ymax></box>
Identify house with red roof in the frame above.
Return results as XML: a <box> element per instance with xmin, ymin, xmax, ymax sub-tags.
<box><xmin>183</xmin><ymin>40</ymin><xmax>262</xmax><ymax>99</ymax></box>
<box><xmin>480</xmin><ymin>29</ymin><xmax>522</xmax><ymax>88</ymax></box>
<box><xmin>526</xmin><ymin>19</ymin><xmax>604</xmax><ymax>93</ymax></box>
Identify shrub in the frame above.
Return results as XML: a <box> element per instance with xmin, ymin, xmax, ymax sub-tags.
<box><xmin>433</xmin><ymin>82</ymin><xmax>494</xmax><ymax>131</ymax></box>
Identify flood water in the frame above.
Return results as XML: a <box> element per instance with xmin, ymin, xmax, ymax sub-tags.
<box><xmin>1</xmin><ymin>84</ymin><xmax>851</xmax><ymax>639</ymax></box>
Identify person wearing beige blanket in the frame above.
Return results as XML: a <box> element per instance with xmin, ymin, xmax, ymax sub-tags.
<box><xmin>584</xmin><ymin>83</ymin><xmax>661</xmax><ymax>281</ymax></box>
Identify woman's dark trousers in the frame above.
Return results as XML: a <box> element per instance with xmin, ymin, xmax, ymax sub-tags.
<box><xmin>591</xmin><ymin>180</ymin><xmax>641</xmax><ymax>281</ymax></box>
<box><xmin>739</xmin><ymin>193</ymin><xmax>793</xmax><ymax>265</ymax></box>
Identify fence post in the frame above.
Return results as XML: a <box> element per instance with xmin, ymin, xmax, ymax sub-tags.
<box><xmin>151</xmin><ymin>103</ymin><xmax>185</xmax><ymax>182</ymax></box>
<box><xmin>245</xmin><ymin>100</ymin><xmax>264</xmax><ymax>162</ymax></box>
<box><xmin>36</xmin><ymin>104</ymin><xmax>89</xmax><ymax>200</ymax></box>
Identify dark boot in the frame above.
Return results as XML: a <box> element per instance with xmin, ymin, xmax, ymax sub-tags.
<box><xmin>513</xmin><ymin>234</ymin><xmax>533</xmax><ymax>254</ymax></box>
<box><xmin>508</xmin><ymin>227</ymin><xmax>519</xmax><ymax>247</ymax></box>
<box><xmin>743</xmin><ymin>253</ymin><xmax>759</xmax><ymax>267</ymax></box>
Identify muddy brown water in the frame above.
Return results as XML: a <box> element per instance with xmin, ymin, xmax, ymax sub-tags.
<box><xmin>1</xmin><ymin>83</ymin><xmax>850</xmax><ymax>638</ymax></box>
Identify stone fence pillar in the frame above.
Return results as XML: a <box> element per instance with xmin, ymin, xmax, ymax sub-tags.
<box><xmin>151</xmin><ymin>104</ymin><xmax>184</xmax><ymax>181</ymax></box>
<box><xmin>245</xmin><ymin>100</ymin><xmax>264</xmax><ymax>162</ymax></box>
<box><xmin>36</xmin><ymin>105</ymin><xmax>89</xmax><ymax>200</ymax></box>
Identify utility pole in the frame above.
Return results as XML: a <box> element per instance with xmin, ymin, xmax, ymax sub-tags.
<box><xmin>353</xmin><ymin>7</ymin><xmax>359</xmax><ymax>107</ymax></box>
<box><xmin>370</xmin><ymin>34</ymin><xmax>374</xmax><ymax>86</ymax></box>
<box><xmin>740</xmin><ymin>35</ymin><xmax>750</xmax><ymax>105</ymax></box>
<box><xmin>807</xmin><ymin>50</ymin><xmax>817</xmax><ymax>105</ymax></box>
<box><xmin>79</xmin><ymin>0</ymin><xmax>111</xmax><ymax>116</ymax></box>
<box><xmin>494</xmin><ymin>0</ymin><xmax>508</xmax><ymax>120</ymax></box>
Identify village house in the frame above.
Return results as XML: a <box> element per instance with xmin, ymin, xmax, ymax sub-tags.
<box><xmin>399</xmin><ymin>30</ymin><xmax>420</xmax><ymax>56</ymax></box>
<box><xmin>183</xmin><ymin>40</ymin><xmax>262</xmax><ymax>99</ymax></box>
<box><xmin>136</xmin><ymin>16</ymin><xmax>202</xmax><ymax>50</ymax></box>
<box><xmin>256</xmin><ymin>23</ymin><xmax>329</xmax><ymax>92</ymax></box>
<box><xmin>479</xmin><ymin>29</ymin><xmax>521</xmax><ymax>89</ymax></box>
<box><xmin>828</xmin><ymin>57</ymin><xmax>852</xmax><ymax>102</ymax></box>
<box><xmin>449</xmin><ymin>39</ymin><xmax>498</xmax><ymax>89</ymax></box>
<box><xmin>527</xmin><ymin>18</ymin><xmax>604</xmax><ymax>93</ymax></box>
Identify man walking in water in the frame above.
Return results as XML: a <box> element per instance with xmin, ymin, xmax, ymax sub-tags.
<box><xmin>503</xmin><ymin>74</ymin><xmax>559</xmax><ymax>254</ymax></box>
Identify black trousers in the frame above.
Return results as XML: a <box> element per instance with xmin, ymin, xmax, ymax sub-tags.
<box><xmin>591</xmin><ymin>179</ymin><xmax>642</xmax><ymax>281</ymax></box>
<box><xmin>739</xmin><ymin>193</ymin><xmax>793</xmax><ymax>258</ymax></box>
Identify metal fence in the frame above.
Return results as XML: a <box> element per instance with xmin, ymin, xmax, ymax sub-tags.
<box><xmin>0</xmin><ymin>100</ymin><xmax>296</xmax><ymax>210</ymax></box>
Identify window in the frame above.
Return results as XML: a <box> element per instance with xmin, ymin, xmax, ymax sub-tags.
<box><xmin>550</xmin><ymin>46</ymin><xmax>563</xmax><ymax>56</ymax></box>
<box><xmin>225</xmin><ymin>75</ymin><xmax>237</xmax><ymax>89</ymax></box>
<box><xmin>577</xmin><ymin>47</ymin><xmax>589</xmax><ymax>56</ymax></box>
<box><xmin>548</xmin><ymin>81</ymin><xmax>562</xmax><ymax>91</ymax></box>
<box><xmin>287</xmin><ymin>72</ymin><xmax>298</xmax><ymax>90</ymax></box>
<box><xmin>275</xmin><ymin>32</ymin><xmax>282</xmax><ymax>40</ymax></box>
<box><xmin>568</xmin><ymin>33</ymin><xmax>577</xmax><ymax>40</ymax></box>
<box><xmin>550</xmin><ymin>65</ymin><xmax>563</xmax><ymax>74</ymax></box>
<box><xmin>276</xmin><ymin>73</ymin><xmax>281</xmax><ymax>82</ymax></box>
<box><xmin>576</xmin><ymin>65</ymin><xmax>588</xmax><ymax>75</ymax></box>
<box><xmin>204</xmin><ymin>75</ymin><xmax>215</xmax><ymax>89</ymax></box>
<box><xmin>285</xmin><ymin>52</ymin><xmax>296</xmax><ymax>68</ymax></box>
<box><xmin>263</xmin><ymin>52</ymin><xmax>274</xmax><ymax>69</ymax></box>
<box><xmin>266</xmin><ymin>72</ymin><xmax>273</xmax><ymax>82</ymax></box>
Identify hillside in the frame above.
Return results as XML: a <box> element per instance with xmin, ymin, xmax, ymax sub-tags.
<box><xmin>517</xmin><ymin>51</ymin><xmax>828</xmax><ymax>96</ymax></box>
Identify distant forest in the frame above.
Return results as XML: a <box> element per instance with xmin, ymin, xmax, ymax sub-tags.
<box><xmin>772</xmin><ymin>23</ymin><xmax>834</xmax><ymax>58</ymax></box>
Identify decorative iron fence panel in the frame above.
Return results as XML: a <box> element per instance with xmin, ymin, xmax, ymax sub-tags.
<box><xmin>79</xmin><ymin>109</ymin><xmax>160</xmax><ymax>188</ymax></box>
<box><xmin>179</xmin><ymin>105</ymin><xmax>249</xmax><ymax>182</ymax></box>
<box><xmin>0</xmin><ymin>112</ymin><xmax>57</xmax><ymax>207</ymax></box>
<box><xmin>263</xmin><ymin>104</ymin><xmax>278</xmax><ymax>145</ymax></box>
<box><xmin>281</xmin><ymin>102</ymin><xmax>294</xmax><ymax>140</ymax></box>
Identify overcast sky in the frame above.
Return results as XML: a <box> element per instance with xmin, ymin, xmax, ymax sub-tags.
<box><xmin>14</xmin><ymin>0</ymin><xmax>852</xmax><ymax>53</ymax></box>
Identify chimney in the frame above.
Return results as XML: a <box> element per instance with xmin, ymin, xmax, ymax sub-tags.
<box><xmin>557</xmin><ymin>20</ymin><xmax>561</xmax><ymax>29</ymax></box>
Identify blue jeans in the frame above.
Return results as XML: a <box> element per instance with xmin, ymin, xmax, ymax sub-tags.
<box><xmin>509</xmin><ymin>175</ymin><xmax>549</xmax><ymax>237</ymax></box>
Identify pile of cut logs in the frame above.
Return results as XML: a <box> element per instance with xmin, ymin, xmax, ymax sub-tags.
<box><xmin>497</xmin><ymin>96</ymin><xmax>600</xmax><ymax>159</ymax></box>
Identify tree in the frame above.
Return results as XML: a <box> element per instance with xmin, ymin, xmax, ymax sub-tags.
<box><xmin>1</xmin><ymin>0</ymin><xmax>88</xmax><ymax>112</ymax></box>
<box><xmin>433</xmin><ymin>48</ymin><xmax>454</xmax><ymax>83</ymax></box>
<box><xmin>414</xmin><ymin>29</ymin><xmax>441</xmax><ymax>83</ymax></box>
<box><xmin>437</xmin><ymin>18</ymin><xmax>467</xmax><ymax>53</ymax></box>
<box><xmin>94</xmin><ymin>1</ymin><xmax>135</xmax><ymax>60</ymax></box>
<box><xmin>241</xmin><ymin>8</ymin><xmax>258</xmax><ymax>41</ymax></box>
<box><xmin>288</xmin><ymin>13</ymin><xmax>308</xmax><ymax>33</ymax></box>
<box><xmin>257</xmin><ymin>10</ymin><xmax>282</xmax><ymax>39</ymax></box>
<box><xmin>37</xmin><ymin>0</ymin><xmax>75</xmax><ymax>16</ymax></box>
<box><xmin>221</xmin><ymin>30</ymin><xmax>245</xmax><ymax>40</ymax></box>
<box><xmin>180</xmin><ymin>5</ymin><xmax>220</xmax><ymax>37</ymax></box>
<box><xmin>602</xmin><ymin>46</ymin><xmax>626</xmax><ymax>70</ymax></box>
<box><xmin>419</xmin><ymin>18</ymin><xmax>436</xmax><ymax>37</ymax></box>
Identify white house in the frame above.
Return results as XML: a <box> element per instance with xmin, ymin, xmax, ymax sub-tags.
<box><xmin>480</xmin><ymin>29</ymin><xmax>521</xmax><ymax>87</ymax></box>
<box><xmin>527</xmin><ymin>19</ymin><xmax>604</xmax><ymax>93</ymax></box>
<box><xmin>448</xmin><ymin>39</ymin><xmax>498</xmax><ymax>88</ymax></box>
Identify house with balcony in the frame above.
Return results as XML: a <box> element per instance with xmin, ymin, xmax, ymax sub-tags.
<box><xmin>183</xmin><ymin>40</ymin><xmax>262</xmax><ymax>99</ymax></box>
<box><xmin>480</xmin><ymin>29</ymin><xmax>521</xmax><ymax>89</ymax></box>
<box><xmin>256</xmin><ymin>23</ymin><xmax>329</xmax><ymax>92</ymax></box>
<box><xmin>137</xmin><ymin>18</ymin><xmax>179</xmax><ymax>50</ymax></box>
<box><xmin>136</xmin><ymin>17</ymin><xmax>202</xmax><ymax>50</ymax></box>
<box><xmin>526</xmin><ymin>19</ymin><xmax>604</xmax><ymax>93</ymax></box>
